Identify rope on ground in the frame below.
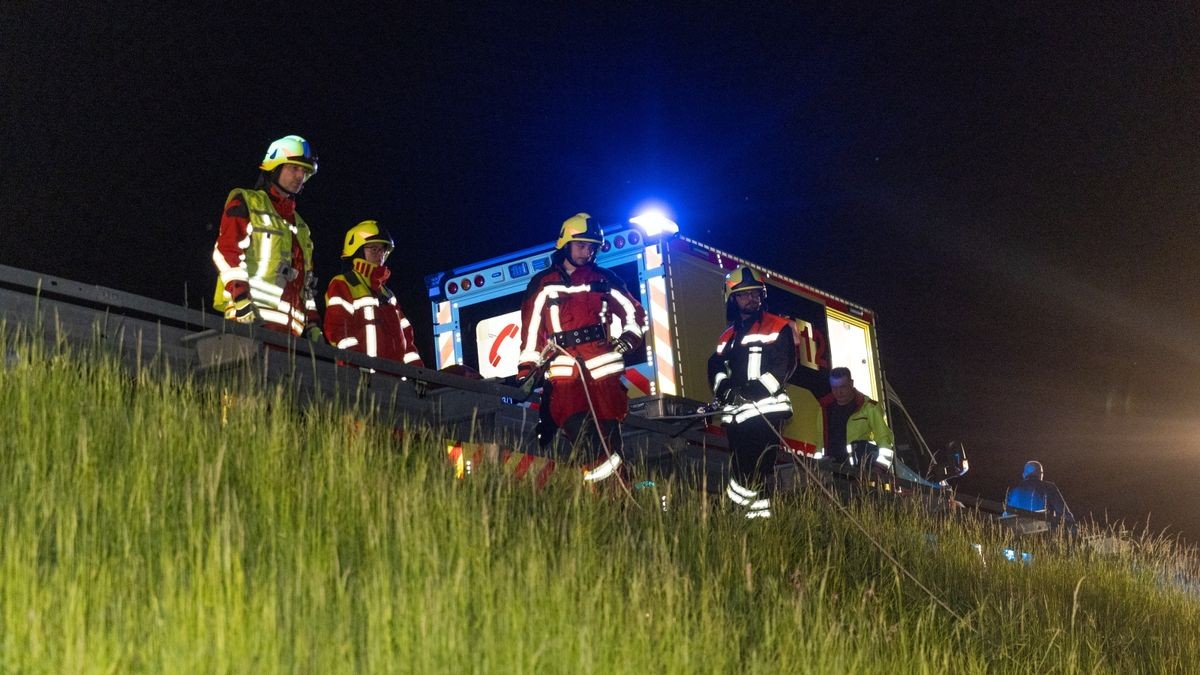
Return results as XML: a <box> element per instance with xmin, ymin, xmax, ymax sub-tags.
<box><xmin>749</xmin><ymin>399</ymin><xmax>975</xmax><ymax>632</ymax></box>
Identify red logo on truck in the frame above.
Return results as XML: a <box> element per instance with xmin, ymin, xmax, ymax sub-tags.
<box><xmin>488</xmin><ymin>323</ymin><xmax>520</xmax><ymax>368</ymax></box>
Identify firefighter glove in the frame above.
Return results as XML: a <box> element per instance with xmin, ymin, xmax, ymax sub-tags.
<box><xmin>517</xmin><ymin>361</ymin><xmax>537</xmax><ymax>382</ymax></box>
<box><xmin>230</xmin><ymin>295</ymin><xmax>260</xmax><ymax>324</ymax></box>
<box><xmin>609</xmin><ymin>333</ymin><xmax>636</xmax><ymax>354</ymax></box>
<box><xmin>303</xmin><ymin>324</ymin><xmax>324</xmax><ymax>343</ymax></box>
<box><xmin>714</xmin><ymin>379</ymin><xmax>735</xmax><ymax>405</ymax></box>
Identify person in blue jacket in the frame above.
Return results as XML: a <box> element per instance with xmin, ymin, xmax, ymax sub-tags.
<box><xmin>1005</xmin><ymin>460</ymin><xmax>1076</xmax><ymax>528</ymax></box>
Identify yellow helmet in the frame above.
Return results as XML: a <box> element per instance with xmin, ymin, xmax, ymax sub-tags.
<box><xmin>555</xmin><ymin>212</ymin><xmax>604</xmax><ymax>250</ymax></box>
<box><xmin>259</xmin><ymin>135</ymin><xmax>318</xmax><ymax>175</ymax></box>
<box><xmin>342</xmin><ymin>220</ymin><xmax>394</xmax><ymax>259</ymax></box>
<box><xmin>724</xmin><ymin>266</ymin><xmax>767</xmax><ymax>301</ymax></box>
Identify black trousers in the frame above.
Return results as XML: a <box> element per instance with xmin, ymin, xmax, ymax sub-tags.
<box><xmin>562</xmin><ymin>412</ymin><xmax>623</xmax><ymax>464</ymax></box>
<box><xmin>727</xmin><ymin>415</ymin><xmax>785</xmax><ymax>495</ymax></box>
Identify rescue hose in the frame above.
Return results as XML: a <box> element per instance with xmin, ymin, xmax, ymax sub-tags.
<box><xmin>745</xmin><ymin>398</ymin><xmax>974</xmax><ymax>631</ymax></box>
<box><xmin>631</xmin><ymin>409</ymin><xmax>714</xmax><ymax>438</ymax></box>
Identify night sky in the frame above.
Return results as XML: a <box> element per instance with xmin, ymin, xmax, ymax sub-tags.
<box><xmin>4</xmin><ymin>5</ymin><xmax>1199</xmax><ymax>540</ymax></box>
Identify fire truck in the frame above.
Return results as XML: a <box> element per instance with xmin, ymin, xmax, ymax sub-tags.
<box><xmin>425</xmin><ymin>214</ymin><xmax>945</xmax><ymax>484</ymax></box>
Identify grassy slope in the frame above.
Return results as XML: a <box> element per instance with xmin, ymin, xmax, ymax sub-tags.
<box><xmin>2</xmin><ymin>329</ymin><xmax>1198</xmax><ymax>673</ymax></box>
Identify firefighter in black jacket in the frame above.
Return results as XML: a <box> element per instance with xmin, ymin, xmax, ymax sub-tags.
<box><xmin>707</xmin><ymin>267</ymin><xmax>797</xmax><ymax>519</ymax></box>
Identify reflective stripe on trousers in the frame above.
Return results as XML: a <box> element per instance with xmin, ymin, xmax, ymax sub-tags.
<box><xmin>725</xmin><ymin>477</ymin><xmax>771</xmax><ymax>519</ymax></box>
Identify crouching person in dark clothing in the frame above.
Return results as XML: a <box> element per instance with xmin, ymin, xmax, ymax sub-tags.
<box><xmin>1006</xmin><ymin>460</ymin><xmax>1077</xmax><ymax>532</ymax></box>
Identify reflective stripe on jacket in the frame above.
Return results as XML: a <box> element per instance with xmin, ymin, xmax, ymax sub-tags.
<box><xmin>324</xmin><ymin>271</ymin><xmax>423</xmax><ymax>367</ymax></box>
<box><xmin>518</xmin><ymin>260</ymin><xmax>647</xmax><ymax>425</ymax></box>
<box><xmin>518</xmin><ymin>263</ymin><xmax>646</xmax><ymax>384</ymax></box>
<box><xmin>708</xmin><ymin>312</ymin><xmax>797</xmax><ymax>424</ymax></box>
<box><xmin>211</xmin><ymin>188</ymin><xmax>316</xmax><ymax>335</ymax></box>
<box><xmin>818</xmin><ymin>391</ymin><xmax>895</xmax><ymax>466</ymax></box>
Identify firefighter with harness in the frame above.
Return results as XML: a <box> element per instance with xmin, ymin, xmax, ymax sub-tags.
<box><xmin>324</xmin><ymin>220</ymin><xmax>425</xmax><ymax>370</ymax></box>
<box><xmin>517</xmin><ymin>213</ymin><xmax>647</xmax><ymax>485</ymax></box>
<box><xmin>707</xmin><ymin>267</ymin><xmax>797</xmax><ymax>520</ymax></box>
<box><xmin>211</xmin><ymin>135</ymin><xmax>323</xmax><ymax>340</ymax></box>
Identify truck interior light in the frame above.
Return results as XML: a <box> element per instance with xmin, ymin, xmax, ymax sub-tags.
<box><xmin>474</xmin><ymin>274</ymin><xmax>485</xmax><ymax>288</ymax></box>
<box><xmin>461</xmin><ymin>277</ymin><xmax>472</xmax><ymax>290</ymax></box>
<box><xmin>447</xmin><ymin>281</ymin><xmax>459</xmax><ymax>294</ymax></box>
<box><xmin>601</xmin><ymin>240</ymin><xmax>612</xmax><ymax>252</ymax></box>
<box><xmin>629</xmin><ymin>209</ymin><xmax>679</xmax><ymax>237</ymax></box>
<box><xmin>627</xmin><ymin>231</ymin><xmax>641</xmax><ymax>245</ymax></box>
<box><xmin>614</xmin><ymin>235</ymin><xmax>626</xmax><ymax>249</ymax></box>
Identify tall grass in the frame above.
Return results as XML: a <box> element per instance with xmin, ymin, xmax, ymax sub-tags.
<box><xmin>1</xmin><ymin>324</ymin><xmax>1197</xmax><ymax>673</ymax></box>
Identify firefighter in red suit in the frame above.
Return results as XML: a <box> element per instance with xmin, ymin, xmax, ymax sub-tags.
<box><xmin>324</xmin><ymin>221</ymin><xmax>424</xmax><ymax>369</ymax></box>
<box><xmin>517</xmin><ymin>213</ymin><xmax>647</xmax><ymax>483</ymax></box>
<box><xmin>211</xmin><ymin>135</ymin><xmax>322</xmax><ymax>340</ymax></box>
<box><xmin>707</xmin><ymin>267</ymin><xmax>797</xmax><ymax>519</ymax></box>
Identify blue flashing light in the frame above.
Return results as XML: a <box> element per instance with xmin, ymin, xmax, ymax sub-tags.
<box><xmin>1003</xmin><ymin>548</ymin><xmax>1017</xmax><ymax>562</ymax></box>
<box><xmin>509</xmin><ymin>261</ymin><xmax>530</xmax><ymax>278</ymax></box>
<box><xmin>629</xmin><ymin>209</ymin><xmax>679</xmax><ymax>237</ymax></box>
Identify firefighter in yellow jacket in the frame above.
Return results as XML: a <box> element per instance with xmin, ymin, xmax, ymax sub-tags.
<box><xmin>211</xmin><ymin>135</ymin><xmax>322</xmax><ymax>339</ymax></box>
<box><xmin>707</xmin><ymin>267</ymin><xmax>797</xmax><ymax>520</ymax></box>
<box><xmin>818</xmin><ymin>366</ymin><xmax>895</xmax><ymax>469</ymax></box>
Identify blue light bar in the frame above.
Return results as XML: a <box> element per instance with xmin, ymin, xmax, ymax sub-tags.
<box><xmin>629</xmin><ymin>209</ymin><xmax>679</xmax><ymax>237</ymax></box>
